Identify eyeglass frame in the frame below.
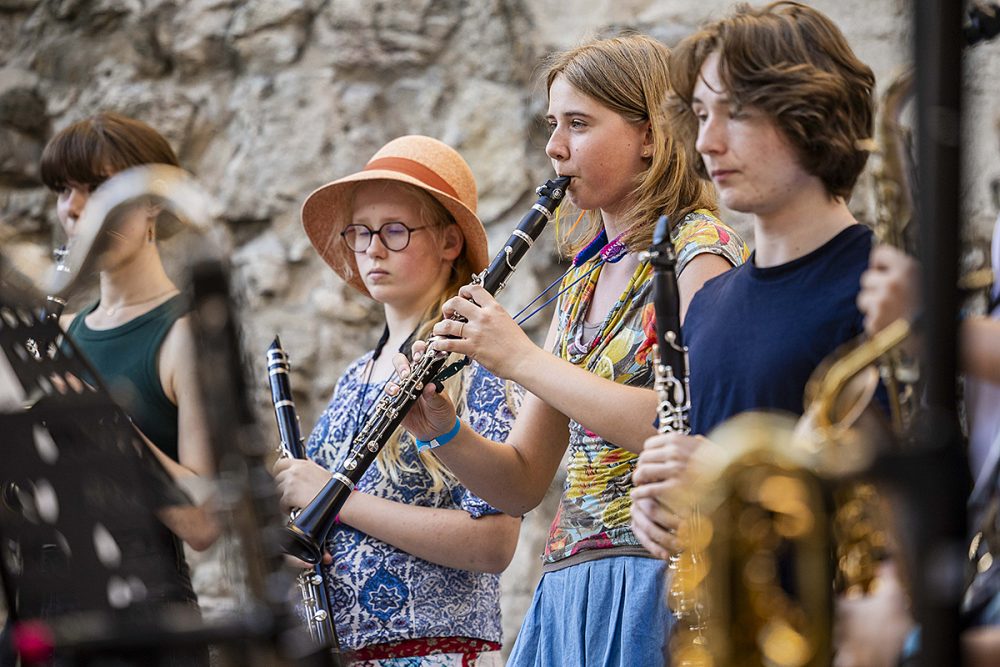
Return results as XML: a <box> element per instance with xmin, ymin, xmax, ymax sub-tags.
<box><xmin>340</xmin><ymin>222</ymin><xmax>429</xmax><ymax>253</ymax></box>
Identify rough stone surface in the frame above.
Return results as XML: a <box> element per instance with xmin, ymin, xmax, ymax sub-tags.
<box><xmin>2</xmin><ymin>0</ymin><xmax>999</xmax><ymax>656</ymax></box>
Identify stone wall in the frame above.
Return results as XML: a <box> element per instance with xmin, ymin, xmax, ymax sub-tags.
<box><xmin>2</xmin><ymin>0</ymin><xmax>999</xmax><ymax>655</ymax></box>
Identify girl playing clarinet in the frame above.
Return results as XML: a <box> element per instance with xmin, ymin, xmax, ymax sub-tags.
<box><xmin>392</xmin><ymin>34</ymin><xmax>747</xmax><ymax>665</ymax></box>
<box><xmin>273</xmin><ymin>135</ymin><xmax>520</xmax><ymax>666</ymax></box>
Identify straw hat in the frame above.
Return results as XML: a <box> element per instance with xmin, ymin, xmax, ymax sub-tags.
<box><xmin>302</xmin><ymin>135</ymin><xmax>488</xmax><ymax>297</ymax></box>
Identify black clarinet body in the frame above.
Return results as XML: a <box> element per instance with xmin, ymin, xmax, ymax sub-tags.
<box><xmin>646</xmin><ymin>215</ymin><xmax>690</xmax><ymax>435</ymax></box>
<box><xmin>646</xmin><ymin>216</ymin><xmax>708</xmax><ymax>651</ymax></box>
<box><xmin>284</xmin><ymin>176</ymin><xmax>571</xmax><ymax>565</ymax></box>
<box><xmin>267</xmin><ymin>337</ymin><xmax>338</xmax><ymax>649</ymax></box>
<box><xmin>268</xmin><ymin>338</ymin><xmax>309</xmax><ymax>460</ymax></box>
<box><xmin>44</xmin><ymin>244</ymin><xmax>70</xmax><ymax>322</ymax></box>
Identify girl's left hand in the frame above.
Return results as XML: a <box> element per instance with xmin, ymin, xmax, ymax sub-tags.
<box><xmin>387</xmin><ymin>342</ymin><xmax>460</xmax><ymax>442</ymax></box>
<box><xmin>430</xmin><ymin>284</ymin><xmax>540</xmax><ymax>380</ymax></box>
<box><xmin>272</xmin><ymin>457</ymin><xmax>333</xmax><ymax>512</ymax></box>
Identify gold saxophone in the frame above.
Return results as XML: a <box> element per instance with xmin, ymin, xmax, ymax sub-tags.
<box><xmin>677</xmin><ymin>322</ymin><xmax>908</xmax><ymax>666</ymax></box>
<box><xmin>796</xmin><ymin>70</ymin><xmax>919</xmax><ymax>600</ymax></box>
<box><xmin>679</xmin><ymin>412</ymin><xmax>834</xmax><ymax>667</ymax></box>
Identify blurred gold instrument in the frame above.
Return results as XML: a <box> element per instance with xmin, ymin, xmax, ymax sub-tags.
<box><xmin>869</xmin><ymin>70</ymin><xmax>919</xmax><ymax>433</ymax></box>
<box><xmin>680</xmin><ymin>413</ymin><xmax>833</xmax><ymax>667</ymax></box>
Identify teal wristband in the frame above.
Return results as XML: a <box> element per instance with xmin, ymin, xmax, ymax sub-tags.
<box><xmin>415</xmin><ymin>417</ymin><xmax>461</xmax><ymax>452</ymax></box>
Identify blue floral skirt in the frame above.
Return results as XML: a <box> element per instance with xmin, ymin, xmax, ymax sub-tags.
<box><xmin>507</xmin><ymin>555</ymin><xmax>671</xmax><ymax>667</ymax></box>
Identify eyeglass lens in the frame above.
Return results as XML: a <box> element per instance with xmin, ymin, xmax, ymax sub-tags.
<box><xmin>342</xmin><ymin>222</ymin><xmax>417</xmax><ymax>252</ymax></box>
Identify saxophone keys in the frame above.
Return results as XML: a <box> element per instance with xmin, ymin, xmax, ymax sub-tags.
<box><xmin>313</xmin><ymin>610</ymin><xmax>328</xmax><ymax>622</ymax></box>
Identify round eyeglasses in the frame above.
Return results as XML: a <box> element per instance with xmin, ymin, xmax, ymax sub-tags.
<box><xmin>340</xmin><ymin>222</ymin><xmax>428</xmax><ymax>253</ymax></box>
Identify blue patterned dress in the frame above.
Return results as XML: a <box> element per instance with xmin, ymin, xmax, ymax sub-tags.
<box><xmin>305</xmin><ymin>354</ymin><xmax>517</xmax><ymax>652</ymax></box>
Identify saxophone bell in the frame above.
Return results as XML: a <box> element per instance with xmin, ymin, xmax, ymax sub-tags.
<box><xmin>681</xmin><ymin>412</ymin><xmax>835</xmax><ymax>666</ymax></box>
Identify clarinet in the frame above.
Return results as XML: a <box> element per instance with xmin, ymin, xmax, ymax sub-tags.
<box><xmin>644</xmin><ymin>215</ymin><xmax>708</xmax><ymax>659</ymax></box>
<box><xmin>284</xmin><ymin>175</ymin><xmax>571</xmax><ymax>564</ymax></box>
<box><xmin>266</xmin><ymin>337</ymin><xmax>338</xmax><ymax>649</ymax></box>
<box><xmin>46</xmin><ymin>244</ymin><xmax>70</xmax><ymax>320</ymax></box>
<box><xmin>646</xmin><ymin>217</ymin><xmax>690</xmax><ymax>435</ymax></box>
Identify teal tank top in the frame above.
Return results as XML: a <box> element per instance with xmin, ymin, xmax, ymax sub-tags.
<box><xmin>66</xmin><ymin>294</ymin><xmax>188</xmax><ymax>462</ymax></box>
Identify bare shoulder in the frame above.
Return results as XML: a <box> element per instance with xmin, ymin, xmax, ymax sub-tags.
<box><xmin>158</xmin><ymin>314</ymin><xmax>197</xmax><ymax>402</ymax></box>
<box><xmin>161</xmin><ymin>314</ymin><xmax>196</xmax><ymax>359</ymax></box>
<box><xmin>679</xmin><ymin>252</ymin><xmax>734</xmax><ymax>285</ymax></box>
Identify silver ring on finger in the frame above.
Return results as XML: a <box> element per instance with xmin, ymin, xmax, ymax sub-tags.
<box><xmin>459</xmin><ymin>322</ymin><xmax>465</xmax><ymax>338</ymax></box>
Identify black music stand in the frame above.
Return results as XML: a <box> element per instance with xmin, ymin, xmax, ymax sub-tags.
<box><xmin>0</xmin><ymin>269</ymin><xmax>340</xmax><ymax>667</ymax></box>
<box><xmin>0</xmin><ymin>287</ymin><xmax>211</xmax><ymax>667</ymax></box>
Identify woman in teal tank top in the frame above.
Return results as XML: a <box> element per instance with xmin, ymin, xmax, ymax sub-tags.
<box><xmin>41</xmin><ymin>114</ymin><xmax>219</xmax><ymax>552</ymax></box>
<box><xmin>42</xmin><ymin>113</ymin><xmax>216</xmax><ymax>494</ymax></box>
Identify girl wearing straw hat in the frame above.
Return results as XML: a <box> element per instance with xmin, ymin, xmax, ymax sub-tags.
<box><xmin>273</xmin><ymin>135</ymin><xmax>519</xmax><ymax>665</ymax></box>
<box><xmin>391</xmin><ymin>34</ymin><xmax>748</xmax><ymax>665</ymax></box>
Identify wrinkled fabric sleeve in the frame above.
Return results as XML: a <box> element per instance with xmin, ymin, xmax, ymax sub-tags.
<box><xmin>674</xmin><ymin>211</ymin><xmax>750</xmax><ymax>275</ymax></box>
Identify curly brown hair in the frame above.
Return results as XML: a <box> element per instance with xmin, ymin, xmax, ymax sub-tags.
<box><xmin>668</xmin><ymin>1</ymin><xmax>875</xmax><ymax>200</ymax></box>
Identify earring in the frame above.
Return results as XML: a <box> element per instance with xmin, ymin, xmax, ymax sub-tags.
<box><xmin>147</xmin><ymin>225</ymin><xmax>155</xmax><ymax>244</ymax></box>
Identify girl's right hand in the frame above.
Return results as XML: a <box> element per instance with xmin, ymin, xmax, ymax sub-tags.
<box><xmin>629</xmin><ymin>432</ymin><xmax>701</xmax><ymax>560</ymax></box>
<box><xmin>388</xmin><ymin>341</ymin><xmax>459</xmax><ymax>441</ymax></box>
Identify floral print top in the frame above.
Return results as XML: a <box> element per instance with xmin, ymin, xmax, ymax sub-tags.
<box><xmin>306</xmin><ymin>355</ymin><xmax>517</xmax><ymax>649</ymax></box>
<box><xmin>543</xmin><ymin>210</ymin><xmax>748</xmax><ymax>566</ymax></box>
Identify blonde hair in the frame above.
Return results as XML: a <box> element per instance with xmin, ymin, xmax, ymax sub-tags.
<box><xmin>545</xmin><ymin>32</ymin><xmax>717</xmax><ymax>255</ymax></box>
<box><xmin>359</xmin><ymin>182</ymin><xmax>479</xmax><ymax>492</ymax></box>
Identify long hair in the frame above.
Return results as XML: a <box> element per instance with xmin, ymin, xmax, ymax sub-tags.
<box><xmin>364</xmin><ymin>183</ymin><xmax>487</xmax><ymax>492</ymax></box>
<box><xmin>545</xmin><ymin>32</ymin><xmax>717</xmax><ymax>255</ymax></box>
<box><xmin>668</xmin><ymin>2</ymin><xmax>875</xmax><ymax>199</ymax></box>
